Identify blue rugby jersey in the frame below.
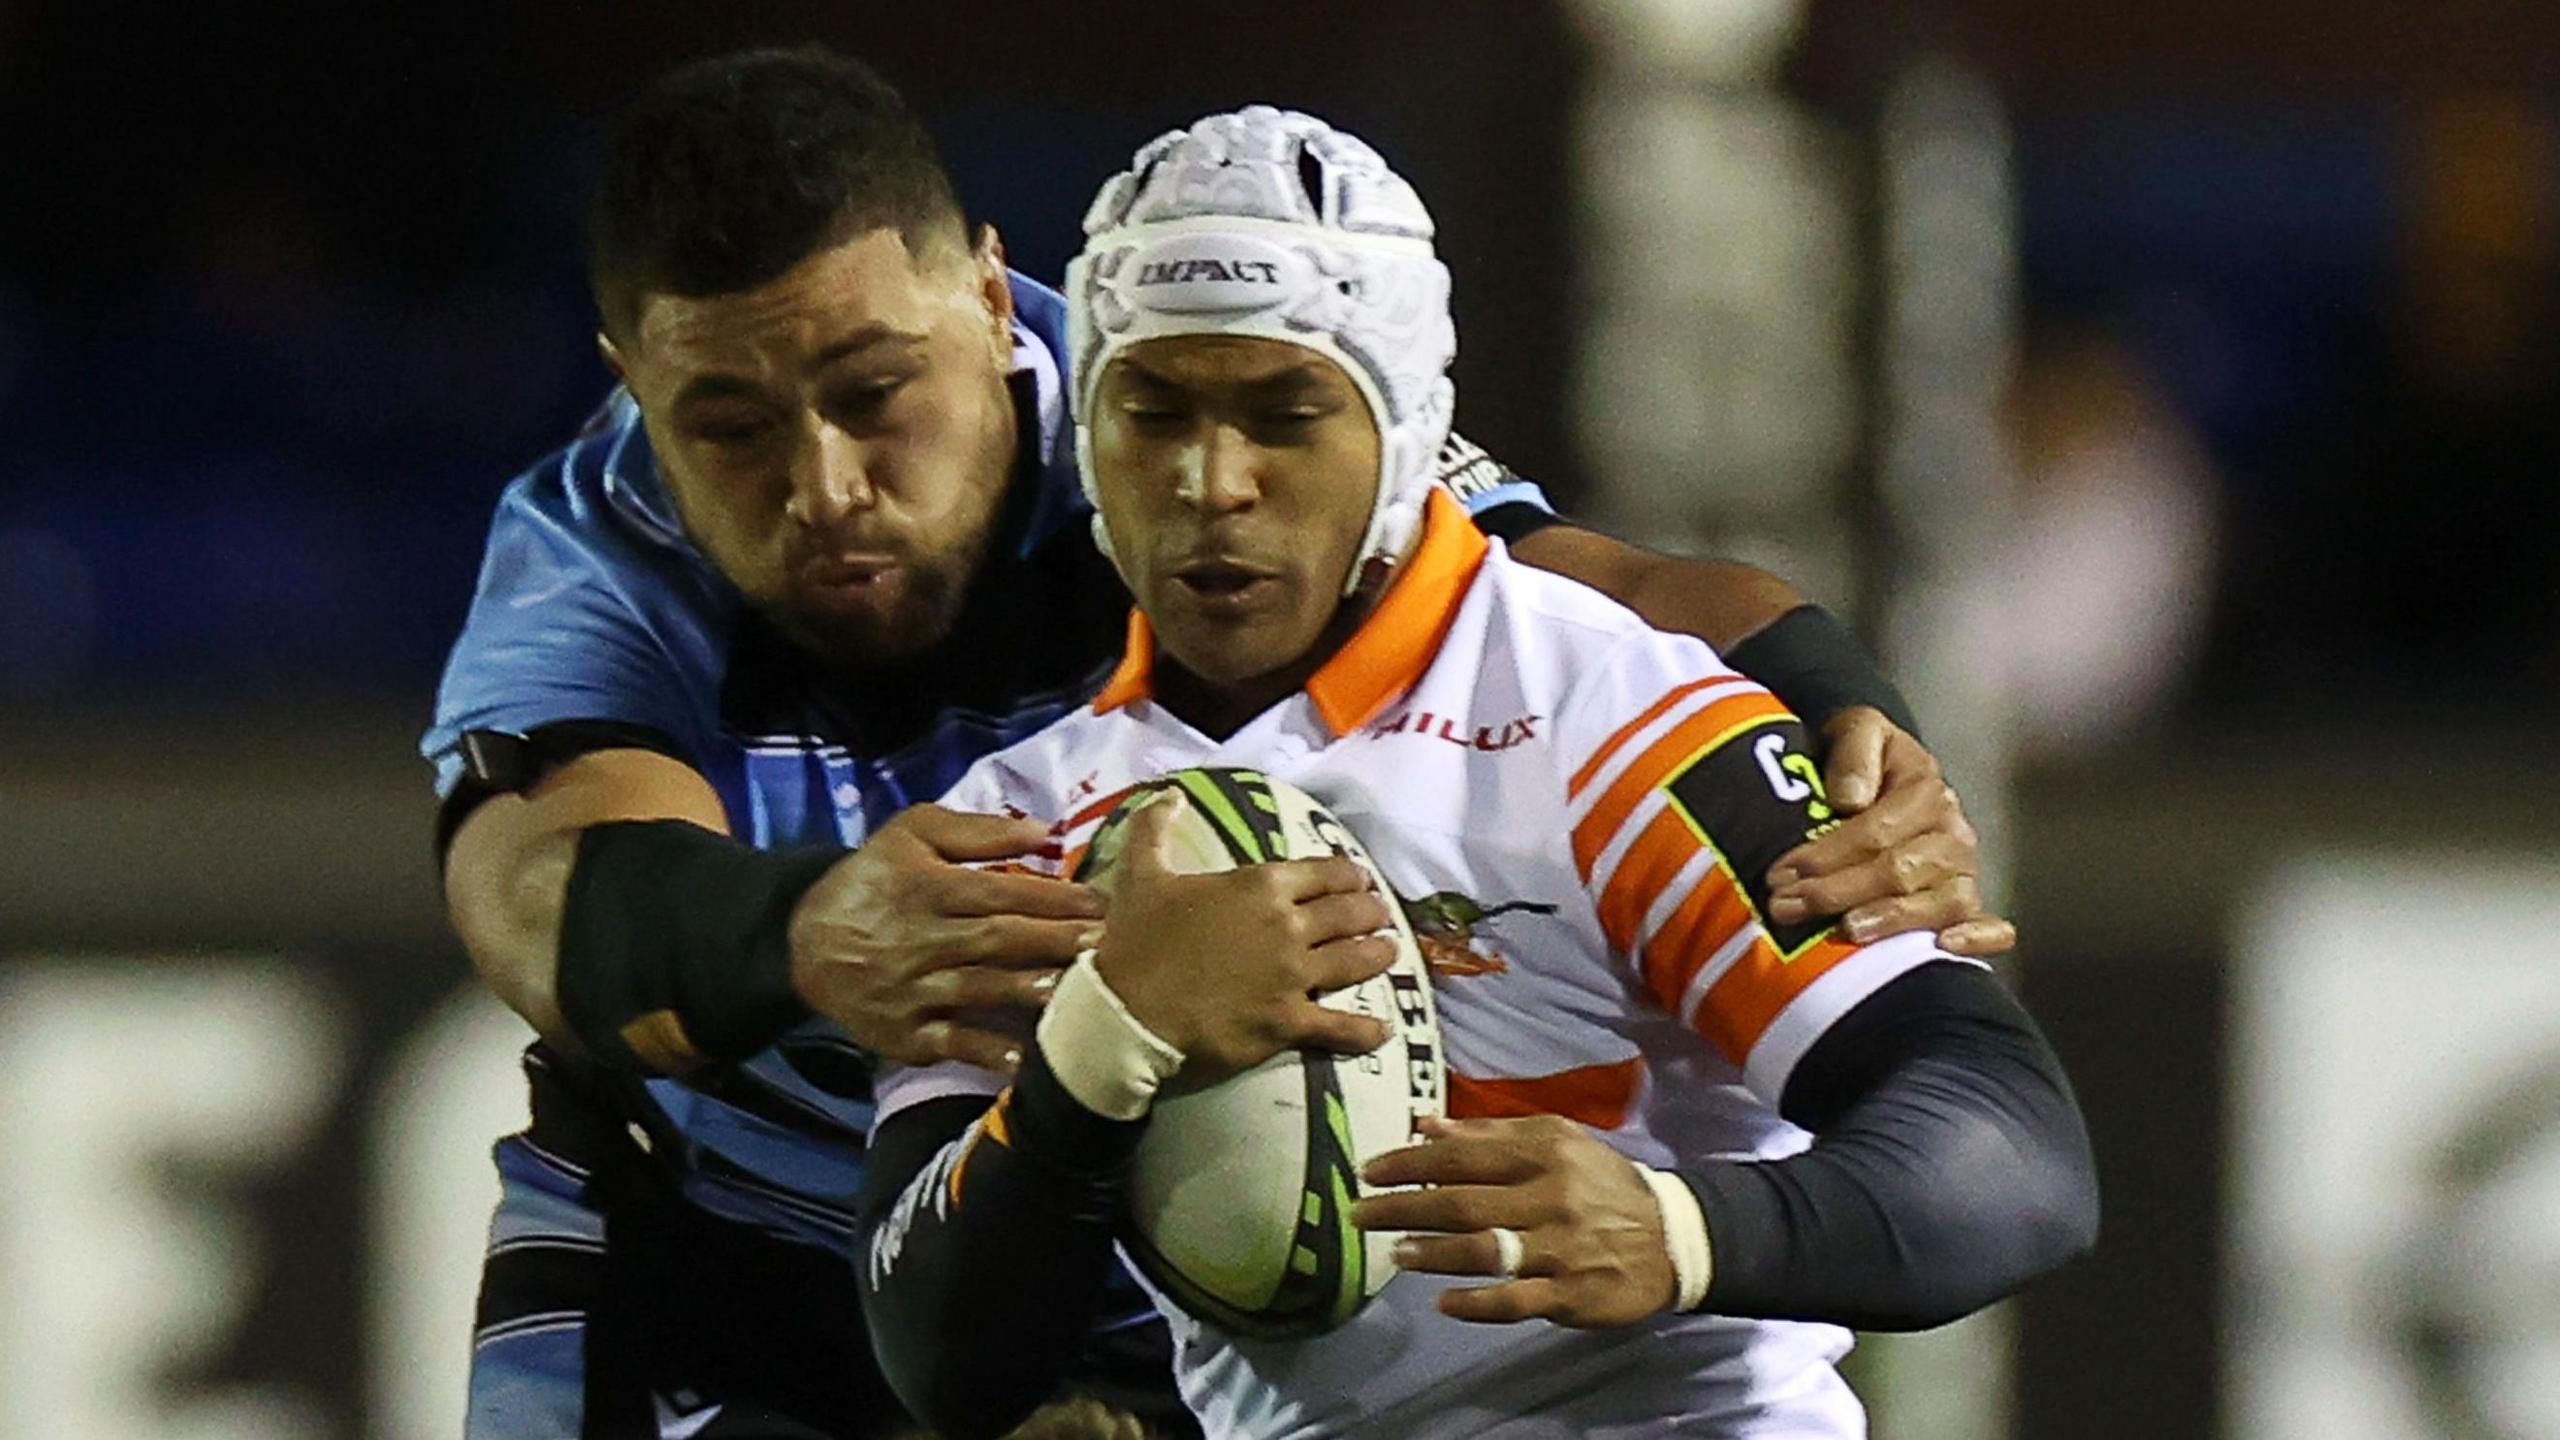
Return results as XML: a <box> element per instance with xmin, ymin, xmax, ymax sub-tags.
<box><xmin>424</xmin><ymin>271</ymin><xmax>1549</xmax><ymax>1251</ymax></box>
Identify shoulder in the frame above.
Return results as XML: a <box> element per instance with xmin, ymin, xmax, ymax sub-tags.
<box><xmin>1008</xmin><ymin>271</ymin><xmax>1070</xmax><ymax>361</ymax></box>
<box><xmin>488</xmin><ymin>390</ymin><xmax>696</xmax><ymax>563</ymax></box>
<box><xmin>1474</xmin><ymin>544</ymin><xmax>1727</xmax><ymax>697</ymax></box>
<box><xmin>1003</xmin><ymin>272</ymin><xmax>1093</xmax><ymax>552</ymax></box>
<box><xmin>424</xmin><ymin>392</ymin><xmax>734</xmax><ymax>784</ymax></box>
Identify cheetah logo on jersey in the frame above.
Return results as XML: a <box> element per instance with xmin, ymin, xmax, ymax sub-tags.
<box><xmin>1399</xmin><ymin>891</ymin><xmax>1558</xmax><ymax>978</ymax></box>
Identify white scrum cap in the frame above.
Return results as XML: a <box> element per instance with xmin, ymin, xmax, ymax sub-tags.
<box><xmin>1065</xmin><ymin>106</ymin><xmax>1457</xmax><ymax>593</ymax></box>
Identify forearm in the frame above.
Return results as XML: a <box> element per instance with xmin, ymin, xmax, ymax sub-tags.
<box><xmin>1502</xmin><ymin>527</ymin><xmax>1914</xmax><ymax>735</ymax></box>
<box><xmin>443</xmin><ymin>744</ymin><xmax>733</xmax><ymax>1047</ymax></box>
<box><xmin>1679</xmin><ymin>963</ymin><xmax>2097</xmax><ymax>1330</ymax></box>
<box><xmin>444</xmin><ymin>816</ymin><xmax>582</xmax><ymax>1045</ymax></box>
<box><xmin>444</xmin><ymin>743</ymin><xmax>850</xmax><ymax>1075</ymax></box>
<box><xmin>1505</xmin><ymin>526</ymin><xmax>1803</xmax><ymax>654</ymax></box>
<box><xmin>858</xmin><ymin>1049</ymin><xmax>1147</xmax><ymax>1440</ymax></box>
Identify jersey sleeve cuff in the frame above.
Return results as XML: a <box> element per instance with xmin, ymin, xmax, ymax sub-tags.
<box><xmin>1742</xmin><ymin>933</ymin><xmax>1978</xmax><ymax>1105</ymax></box>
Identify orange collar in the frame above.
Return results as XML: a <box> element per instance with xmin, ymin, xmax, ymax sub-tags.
<box><xmin>1091</xmin><ymin>487</ymin><xmax>1490</xmax><ymax>736</ymax></box>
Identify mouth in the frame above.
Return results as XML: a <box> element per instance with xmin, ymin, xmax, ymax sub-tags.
<box><xmin>1171</xmin><ymin>558</ymin><xmax>1282</xmax><ymax>616</ymax></box>
<box><xmin>802</xmin><ymin>553</ymin><xmax>905</xmax><ymax>592</ymax></box>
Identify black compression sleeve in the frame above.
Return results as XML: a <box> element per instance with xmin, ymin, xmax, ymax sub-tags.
<box><xmin>1677</xmin><ymin>961</ymin><xmax>2097</xmax><ymax>1331</ymax></box>
<box><xmin>1720</xmin><ymin>605</ymin><xmax>1923</xmax><ymax>739</ymax></box>
<box><xmin>555</xmin><ymin>820</ymin><xmax>840</xmax><ymax>1073</ymax></box>
<box><xmin>857</xmin><ymin>1044</ymin><xmax>1148</xmax><ymax>1440</ymax></box>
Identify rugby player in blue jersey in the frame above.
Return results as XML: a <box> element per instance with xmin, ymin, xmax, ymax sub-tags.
<box><xmin>428</xmin><ymin>46</ymin><xmax>2012</xmax><ymax>1440</ymax></box>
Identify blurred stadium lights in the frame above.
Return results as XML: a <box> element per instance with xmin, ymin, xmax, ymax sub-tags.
<box><xmin>1566</xmin><ymin>0</ymin><xmax>1864</xmax><ymax>606</ymax></box>
<box><xmin>2232</xmin><ymin>860</ymin><xmax>2560</xmax><ymax>1440</ymax></box>
<box><xmin>1866</xmin><ymin>52</ymin><xmax>2024</xmax><ymax>1440</ymax></box>
<box><xmin>1873</xmin><ymin>55</ymin><xmax>2019</xmax><ymax>901</ymax></box>
<box><xmin>0</xmin><ymin>962</ymin><xmax>341</xmax><ymax>1440</ymax></box>
<box><xmin>1566</xmin><ymin>5</ymin><xmax>2024</xmax><ymax>1438</ymax></box>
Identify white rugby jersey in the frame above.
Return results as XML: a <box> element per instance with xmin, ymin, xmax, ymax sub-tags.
<box><xmin>878</xmin><ymin>490</ymin><xmax>1956</xmax><ymax>1439</ymax></box>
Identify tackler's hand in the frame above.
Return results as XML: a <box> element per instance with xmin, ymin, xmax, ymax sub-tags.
<box><xmin>1763</xmin><ymin>707</ymin><xmax>2015</xmax><ymax>957</ymax></box>
<box><xmin>1354</xmin><ymin>1115</ymin><xmax>1677</xmax><ymax>1329</ymax></box>
<box><xmin>788</xmin><ymin>803</ymin><xmax>1104</xmax><ymax>1075</ymax></box>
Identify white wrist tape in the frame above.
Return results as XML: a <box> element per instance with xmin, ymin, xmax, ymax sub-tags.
<box><xmin>1636</xmin><ymin>1162</ymin><xmax>1714</xmax><ymax>1312</ymax></box>
<box><xmin>1034</xmin><ymin>951</ymin><xmax>1186</xmax><ymax>1122</ymax></box>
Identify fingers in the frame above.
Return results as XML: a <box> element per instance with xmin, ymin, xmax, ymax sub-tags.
<box><xmin>1281</xmin><ymin>1001</ymin><xmax>1390</xmax><ymax>1056</ymax></box>
<box><xmin>910</xmin><ymin>963</ymin><xmax>1064</xmax><ymax>1013</ymax></box>
<box><xmin>1938</xmin><ymin>916</ymin><xmax>2019</xmax><ymax>957</ymax></box>
<box><xmin>1389</xmin><ymin>1229</ymin><xmax>1549</xmax><ymax>1280</ymax></box>
<box><xmin>1260</xmin><ymin>854</ymin><xmax>1378</xmax><ymax>903</ymax></box>
<box><xmin>1801</xmin><ymin>777</ymin><xmax>1952</xmax><ymax>877</ymax></box>
<box><xmin>1437</xmin><ymin>1277</ymin><xmax>1567</xmax><ymax>1325</ymax></box>
<box><xmin>958</xmin><ymin>915</ymin><xmax>1105</xmax><ymax>968</ymax></box>
<box><xmin>1767</xmin><ymin>764</ymin><xmax>1962</xmax><ymax>912</ymax></box>
<box><xmin>1351</xmin><ymin>1182</ymin><xmax>1530</xmax><ymax>1234</ymax></box>
<box><xmin>900</xmin><ymin>1019</ymin><xmax>1024</xmax><ymax>1076</ymax></box>
<box><xmin>1123</xmin><ymin>786</ymin><xmax>1195</xmax><ymax>869</ymax></box>
<box><xmin>1874</xmin><ymin>722</ymin><xmax>1944</xmax><ymax>790</ymax></box>
<box><xmin>939</xmin><ymin>865</ymin><xmax>1107</xmax><ymax>921</ymax></box>
<box><xmin>1293</xmin><ymin>889</ymin><xmax>1394</xmax><ymax>947</ymax></box>
<box><xmin>1358</xmin><ymin>1119</ymin><xmax>1551</xmax><ymax>1191</ymax></box>
<box><xmin>1771</xmin><ymin>829</ymin><xmax>1978</xmax><ymax>930</ymax></box>
<box><xmin>897</xmin><ymin>803</ymin><xmax>1056</xmax><ymax>863</ymax></box>
<box><xmin>1301</xmin><ymin>934</ymin><xmax>1398</xmax><ymax>994</ymax></box>
<box><xmin>1817</xmin><ymin>706</ymin><xmax>1894</xmax><ymax>811</ymax></box>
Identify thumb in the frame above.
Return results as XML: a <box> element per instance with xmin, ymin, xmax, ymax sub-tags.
<box><xmin>1119</xmin><ymin>787</ymin><xmax>1192</xmax><ymax>878</ymax></box>
<box><xmin>1819</xmin><ymin>707</ymin><xmax>1889</xmax><ymax>812</ymax></box>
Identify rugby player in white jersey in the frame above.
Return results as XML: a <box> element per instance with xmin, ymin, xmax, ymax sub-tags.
<box><xmin>437</xmin><ymin>48</ymin><xmax>2019</xmax><ymax>1438</ymax></box>
<box><xmin>856</xmin><ymin>109</ymin><xmax>2096</xmax><ymax>1439</ymax></box>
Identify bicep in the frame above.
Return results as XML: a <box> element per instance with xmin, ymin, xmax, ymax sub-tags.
<box><xmin>442</xmin><ymin>747</ymin><xmax>729</xmax><ymax>1039</ymax></box>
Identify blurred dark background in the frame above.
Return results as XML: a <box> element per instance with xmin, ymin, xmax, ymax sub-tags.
<box><xmin>3</xmin><ymin>5</ymin><xmax>2557</xmax><ymax>1440</ymax></box>
<box><xmin>4</xmin><ymin>0</ymin><xmax>2556</xmax><ymax>721</ymax></box>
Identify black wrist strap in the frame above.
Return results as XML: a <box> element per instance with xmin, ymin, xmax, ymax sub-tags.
<box><xmin>1721</xmin><ymin>605</ymin><xmax>1923</xmax><ymax>741</ymax></box>
<box><xmin>556</xmin><ymin>820</ymin><xmax>844</xmax><ymax>1074</ymax></box>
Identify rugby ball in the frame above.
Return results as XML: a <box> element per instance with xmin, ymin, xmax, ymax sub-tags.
<box><xmin>1073</xmin><ymin>767</ymin><xmax>1443</xmax><ymax>1339</ymax></box>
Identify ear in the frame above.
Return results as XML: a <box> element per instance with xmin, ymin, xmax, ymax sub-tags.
<box><xmin>596</xmin><ymin>331</ymin><xmax>630</xmax><ymax>385</ymax></box>
<box><xmin>973</xmin><ymin>224</ymin><xmax>1015</xmax><ymax>340</ymax></box>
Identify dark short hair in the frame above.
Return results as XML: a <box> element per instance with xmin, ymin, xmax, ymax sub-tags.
<box><xmin>586</xmin><ymin>45</ymin><xmax>970</xmax><ymax>339</ymax></box>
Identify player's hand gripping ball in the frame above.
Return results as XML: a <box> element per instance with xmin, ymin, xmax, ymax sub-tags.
<box><xmin>1076</xmin><ymin>769</ymin><xmax>1445</xmax><ymax>1339</ymax></box>
<box><xmin>1355</xmin><ymin>1113</ymin><xmax>1679</xmax><ymax>1329</ymax></box>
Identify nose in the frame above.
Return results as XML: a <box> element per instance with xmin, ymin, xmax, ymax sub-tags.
<box><xmin>786</xmin><ymin>424</ymin><xmax>876</xmax><ymax>527</ymax></box>
<box><xmin>1175</xmin><ymin>423</ymin><xmax>1262</xmax><ymax>516</ymax></box>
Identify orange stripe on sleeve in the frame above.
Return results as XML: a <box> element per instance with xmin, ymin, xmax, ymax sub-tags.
<box><xmin>1636</xmin><ymin>870</ymin><xmax>1756</xmax><ymax>1014</ymax></box>
<box><xmin>1593</xmin><ymin>807</ymin><xmax>1707</xmax><ymax>954</ymax></box>
<box><xmin>1446</xmin><ymin>1057</ymin><xmax>1647</xmax><ymax>1130</ymax></box>
<box><xmin>1571</xmin><ymin>689</ymin><xmax>1792</xmax><ymax>879</ymax></box>
<box><xmin>945</xmin><ymin>1089</ymin><xmax>1015</xmax><ymax>1204</ymax></box>
<box><xmin>1690</xmin><ymin>933</ymin><xmax>1862</xmax><ymax>1065</ymax></box>
<box><xmin>1568</xmin><ymin>677</ymin><xmax>1731</xmax><ymax>799</ymax></box>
